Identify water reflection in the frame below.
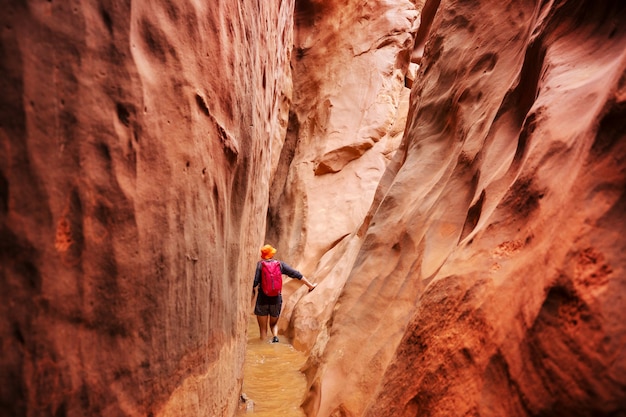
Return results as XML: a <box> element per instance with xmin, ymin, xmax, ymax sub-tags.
<box><xmin>237</xmin><ymin>316</ymin><xmax>307</xmax><ymax>417</ymax></box>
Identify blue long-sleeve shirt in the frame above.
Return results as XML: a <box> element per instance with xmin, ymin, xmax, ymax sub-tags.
<box><xmin>253</xmin><ymin>260</ymin><xmax>303</xmax><ymax>303</ymax></box>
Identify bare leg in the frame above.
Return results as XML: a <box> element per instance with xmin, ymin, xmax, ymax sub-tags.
<box><xmin>256</xmin><ymin>315</ymin><xmax>269</xmax><ymax>340</ymax></box>
<box><xmin>269</xmin><ymin>315</ymin><xmax>279</xmax><ymax>339</ymax></box>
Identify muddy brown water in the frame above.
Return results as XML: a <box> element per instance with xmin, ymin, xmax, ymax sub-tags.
<box><xmin>237</xmin><ymin>316</ymin><xmax>307</xmax><ymax>416</ymax></box>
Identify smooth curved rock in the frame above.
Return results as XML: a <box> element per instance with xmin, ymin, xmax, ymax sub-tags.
<box><xmin>303</xmin><ymin>0</ymin><xmax>626</xmax><ymax>416</ymax></box>
<box><xmin>265</xmin><ymin>0</ymin><xmax>418</xmax><ymax>280</ymax></box>
<box><xmin>3</xmin><ymin>0</ymin><xmax>626</xmax><ymax>416</ymax></box>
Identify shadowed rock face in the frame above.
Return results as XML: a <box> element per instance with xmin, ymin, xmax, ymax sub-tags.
<box><xmin>0</xmin><ymin>1</ymin><xmax>293</xmax><ymax>416</ymax></box>
<box><xmin>301</xmin><ymin>0</ymin><xmax>626</xmax><ymax>416</ymax></box>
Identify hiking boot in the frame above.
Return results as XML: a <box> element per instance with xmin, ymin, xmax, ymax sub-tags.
<box><xmin>271</xmin><ymin>336</ymin><xmax>279</xmax><ymax>343</ymax></box>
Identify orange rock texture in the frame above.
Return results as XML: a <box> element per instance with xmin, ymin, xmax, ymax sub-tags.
<box><xmin>265</xmin><ymin>0</ymin><xmax>417</xmax><ymax>274</ymax></box>
<box><xmin>300</xmin><ymin>0</ymin><xmax>626</xmax><ymax>416</ymax></box>
<box><xmin>270</xmin><ymin>0</ymin><xmax>418</xmax><ymax>353</ymax></box>
<box><xmin>2</xmin><ymin>0</ymin><xmax>626</xmax><ymax>416</ymax></box>
<box><xmin>1</xmin><ymin>1</ymin><xmax>293</xmax><ymax>416</ymax></box>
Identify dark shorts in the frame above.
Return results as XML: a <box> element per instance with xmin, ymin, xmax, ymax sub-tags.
<box><xmin>254</xmin><ymin>297</ymin><xmax>283</xmax><ymax>317</ymax></box>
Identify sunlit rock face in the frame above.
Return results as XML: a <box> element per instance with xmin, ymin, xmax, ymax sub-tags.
<box><xmin>0</xmin><ymin>1</ymin><xmax>293</xmax><ymax>416</ymax></box>
<box><xmin>265</xmin><ymin>0</ymin><xmax>418</xmax><ymax>276</ymax></box>
<box><xmin>304</xmin><ymin>0</ymin><xmax>626</xmax><ymax>416</ymax></box>
<box><xmin>268</xmin><ymin>0</ymin><xmax>418</xmax><ymax>351</ymax></box>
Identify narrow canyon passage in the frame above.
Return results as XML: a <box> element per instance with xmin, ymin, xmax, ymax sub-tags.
<box><xmin>2</xmin><ymin>1</ymin><xmax>626</xmax><ymax>416</ymax></box>
<box><xmin>237</xmin><ymin>316</ymin><xmax>308</xmax><ymax>417</ymax></box>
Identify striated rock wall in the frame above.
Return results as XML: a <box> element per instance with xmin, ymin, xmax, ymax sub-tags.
<box><xmin>302</xmin><ymin>0</ymin><xmax>626</xmax><ymax>416</ymax></box>
<box><xmin>266</xmin><ymin>0</ymin><xmax>418</xmax><ymax>276</ymax></box>
<box><xmin>268</xmin><ymin>0</ymin><xmax>419</xmax><ymax>350</ymax></box>
<box><xmin>3</xmin><ymin>0</ymin><xmax>625</xmax><ymax>415</ymax></box>
<box><xmin>0</xmin><ymin>1</ymin><xmax>293</xmax><ymax>416</ymax></box>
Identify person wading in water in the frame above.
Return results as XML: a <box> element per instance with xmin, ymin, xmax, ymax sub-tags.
<box><xmin>251</xmin><ymin>244</ymin><xmax>317</xmax><ymax>343</ymax></box>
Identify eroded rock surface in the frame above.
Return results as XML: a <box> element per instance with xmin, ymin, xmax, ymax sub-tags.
<box><xmin>266</xmin><ymin>0</ymin><xmax>419</xmax><ymax>353</ymax></box>
<box><xmin>0</xmin><ymin>1</ymin><xmax>293</xmax><ymax>416</ymax></box>
<box><xmin>3</xmin><ymin>0</ymin><xmax>626</xmax><ymax>416</ymax></box>
<box><xmin>301</xmin><ymin>0</ymin><xmax>626</xmax><ymax>416</ymax></box>
<box><xmin>265</xmin><ymin>0</ymin><xmax>417</xmax><ymax>278</ymax></box>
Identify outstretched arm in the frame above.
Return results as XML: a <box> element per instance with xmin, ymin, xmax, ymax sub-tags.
<box><xmin>300</xmin><ymin>276</ymin><xmax>317</xmax><ymax>292</ymax></box>
<box><xmin>280</xmin><ymin>261</ymin><xmax>317</xmax><ymax>291</ymax></box>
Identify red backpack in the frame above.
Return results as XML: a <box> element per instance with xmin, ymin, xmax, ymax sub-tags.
<box><xmin>261</xmin><ymin>260</ymin><xmax>283</xmax><ymax>296</ymax></box>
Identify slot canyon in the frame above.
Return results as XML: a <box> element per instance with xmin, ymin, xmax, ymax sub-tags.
<box><xmin>1</xmin><ymin>0</ymin><xmax>625</xmax><ymax>416</ymax></box>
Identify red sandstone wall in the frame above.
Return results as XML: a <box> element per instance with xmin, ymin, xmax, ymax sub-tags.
<box><xmin>0</xmin><ymin>1</ymin><xmax>293</xmax><ymax>416</ymax></box>
<box><xmin>302</xmin><ymin>0</ymin><xmax>626</xmax><ymax>416</ymax></box>
<box><xmin>265</xmin><ymin>0</ymin><xmax>417</xmax><ymax>275</ymax></box>
<box><xmin>3</xmin><ymin>0</ymin><xmax>626</xmax><ymax>416</ymax></box>
<box><xmin>269</xmin><ymin>0</ymin><xmax>418</xmax><ymax>352</ymax></box>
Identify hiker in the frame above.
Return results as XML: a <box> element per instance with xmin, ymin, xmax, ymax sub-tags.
<box><xmin>252</xmin><ymin>244</ymin><xmax>317</xmax><ymax>343</ymax></box>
